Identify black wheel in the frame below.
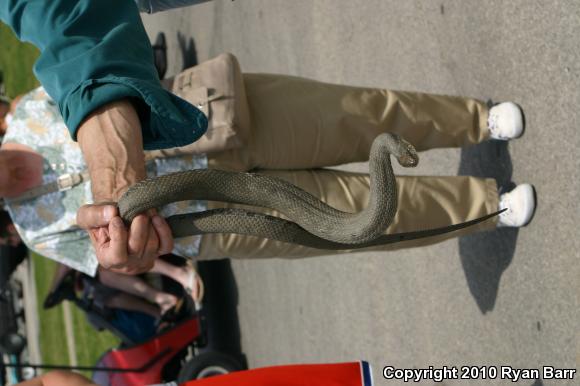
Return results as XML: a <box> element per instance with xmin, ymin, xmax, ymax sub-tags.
<box><xmin>0</xmin><ymin>363</ymin><xmax>6</xmax><ymax>386</ymax></box>
<box><xmin>177</xmin><ymin>351</ymin><xmax>244</xmax><ymax>382</ymax></box>
<box><xmin>0</xmin><ymin>332</ymin><xmax>26</xmax><ymax>355</ymax></box>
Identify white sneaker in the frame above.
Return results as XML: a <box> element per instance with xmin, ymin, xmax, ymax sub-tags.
<box><xmin>497</xmin><ymin>184</ymin><xmax>536</xmax><ymax>227</ymax></box>
<box><xmin>488</xmin><ymin>102</ymin><xmax>525</xmax><ymax>140</ymax></box>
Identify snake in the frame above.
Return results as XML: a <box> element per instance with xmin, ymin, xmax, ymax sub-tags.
<box><xmin>118</xmin><ymin>133</ymin><xmax>502</xmax><ymax>249</ymax></box>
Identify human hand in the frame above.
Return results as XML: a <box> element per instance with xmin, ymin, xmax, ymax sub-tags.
<box><xmin>77</xmin><ymin>204</ymin><xmax>173</xmax><ymax>274</ymax></box>
<box><xmin>76</xmin><ymin>99</ymin><xmax>173</xmax><ymax>274</ymax></box>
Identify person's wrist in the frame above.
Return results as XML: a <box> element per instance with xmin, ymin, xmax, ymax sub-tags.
<box><xmin>77</xmin><ymin>99</ymin><xmax>146</xmax><ymax>202</ymax></box>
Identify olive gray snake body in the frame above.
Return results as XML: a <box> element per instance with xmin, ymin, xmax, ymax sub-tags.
<box><xmin>118</xmin><ymin>133</ymin><xmax>502</xmax><ymax>249</ymax></box>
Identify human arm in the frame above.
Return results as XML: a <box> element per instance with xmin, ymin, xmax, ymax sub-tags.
<box><xmin>17</xmin><ymin>371</ymin><xmax>96</xmax><ymax>386</ymax></box>
<box><xmin>1</xmin><ymin>0</ymin><xmax>207</xmax><ymax>272</ymax></box>
<box><xmin>0</xmin><ymin>0</ymin><xmax>207</xmax><ymax>148</ymax></box>
<box><xmin>76</xmin><ymin>100</ymin><xmax>173</xmax><ymax>274</ymax></box>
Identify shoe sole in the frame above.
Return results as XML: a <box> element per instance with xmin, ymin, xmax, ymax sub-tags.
<box><xmin>514</xmin><ymin>102</ymin><xmax>526</xmax><ymax>139</ymax></box>
<box><xmin>520</xmin><ymin>184</ymin><xmax>537</xmax><ymax>227</ymax></box>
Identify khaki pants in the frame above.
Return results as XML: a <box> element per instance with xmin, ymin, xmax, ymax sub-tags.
<box><xmin>198</xmin><ymin>74</ymin><xmax>498</xmax><ymax>260</ymax></box>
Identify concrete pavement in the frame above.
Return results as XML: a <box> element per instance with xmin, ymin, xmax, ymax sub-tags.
<box><xmin>142</xmin><ymin>1</ymin><xmax>579</xmax><ymax>384</ymax></box>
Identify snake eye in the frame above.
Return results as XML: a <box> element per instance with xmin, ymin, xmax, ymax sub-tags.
<box><xmin>399</xmin><ymin>145</ymin><xmax>419</xmax><ymax>167</ymax></box>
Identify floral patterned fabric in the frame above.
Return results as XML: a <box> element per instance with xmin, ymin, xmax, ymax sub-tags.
<box><xmin>3</xmin><ymin>87</ymin><xmax>207</xmax><ymax>276</ymax></box>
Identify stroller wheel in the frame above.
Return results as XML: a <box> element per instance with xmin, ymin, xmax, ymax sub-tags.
<box><xmin>177</xmin><ymin>351</ymin><xmax>244</xmax><ymax>381</ymax></box>
<box><xmin>0</xmin><ymin>332</ymin><xmax>26</xmax><ymax>355</ymax></box>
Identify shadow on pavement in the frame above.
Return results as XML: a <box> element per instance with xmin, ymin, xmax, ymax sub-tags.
<box><xmin>457</xmin><ymin>140</ymin><xmax>519</xmax><ymax>314</ymax></box>
<box><xmin>177</xmin><ymin>32</ymin><xmax>199</xmax><ymax>70</ymax></box>
<box><xmin>197</xmin><ymin>259</ymin><xmax>247</xmax><ymax>367</ymax></box>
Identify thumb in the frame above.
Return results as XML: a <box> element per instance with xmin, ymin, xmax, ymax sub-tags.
<box><xmin>77</xmin><ymin>204</ymin><xmax>118</xmax><ymax>229</ymax></box>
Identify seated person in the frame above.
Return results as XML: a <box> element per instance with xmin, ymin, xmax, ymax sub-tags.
<box><xmin>45</xmin><ymin>257</ymin><xmax>201</xmax><ymax>343</ymax></box>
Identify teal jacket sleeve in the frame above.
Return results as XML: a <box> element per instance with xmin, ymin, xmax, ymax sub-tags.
<box><xmin>0</xmin><ymin>0</ymin><xmax>207</xmax><ymax>150</ymax></box>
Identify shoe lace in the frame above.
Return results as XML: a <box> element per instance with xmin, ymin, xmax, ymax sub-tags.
<box><xmin>498</xmin><ymin>194</ymin><xmax>515</xmax><ymax>223</ymax></box>
<box><xmin>488</xmin><ymin>113</ymin><xmax>506</xmax><ymax>139</ymax></box>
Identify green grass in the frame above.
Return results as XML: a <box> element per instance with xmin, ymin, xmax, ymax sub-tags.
<box><xmin>70</xmin><ymin>295</ymin><xmax>121</xmax><ymax>369</ymax></box>
<box><xmin>32</xmin><ymin>253</ymin><xmax>70</xmax><ymax>367</ymax></box>
<box><xmin>32</xmin><ymin>253</ymin><xmax>119</xmax><ymax>376</ymax></box>
<box><xmin>0</xmin><ymin>22</ymin><xmax>40</xmax><ymax>97</ymax></box>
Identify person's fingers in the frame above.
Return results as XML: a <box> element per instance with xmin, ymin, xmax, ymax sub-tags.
<box><xmin>96</xmin><ymin>227</ymin><xmax>109</xmax><ymax>244</ymax></box>
<box><xmin>111</xmin><ymin>248</ymin><xmax>156</xmax><ymax>275</ymax></box>
<box><xmin>138</xmin><ymin>222</ymin><xmax>161</xmax><ymax>271</ymax></box>
<box><xmin>152</xmin><ymin>215</ymin><xmax>174</xmax><ymax>255</ymax></box>
<box><xmin>136</xmin><ymin>253</ymin><xmax>156</xmax><ymax>273</ymax></box>
<box><xmin>77</xmin><ymin>204</ymin><xmax>117</xmax><ymax>229</ymax></box>
<box><xmin>109</xmin><ymin>264</ymin><xmax>151</xmax><ymax>276</ymax></box>
<box><xmin>87</xmin><ymin>211</ymin><xmax>164</xmax><ymax>274</ymax></box>
<box><xmin>127</xmin><ymin>214</ymin><xmax>158</xmax><ymax>257</ymax></box>
<box><xmin>100</xmin><ymin>216</ymin><xmax>129</xmax><ymax>270</ymax></box>
<box><xmin>85</xmin><ymin>227</ymin><xmax>106</xmax><ymax>253</ymax></box>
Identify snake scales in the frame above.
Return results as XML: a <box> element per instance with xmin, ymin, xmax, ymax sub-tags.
<box><xmin>118</xmin><ymin>133</ymin><xmax>502</xmax><ymax>249</ymax></box>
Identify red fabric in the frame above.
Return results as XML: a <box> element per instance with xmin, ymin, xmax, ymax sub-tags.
<box><xmin>180</xmin><ymin>362</ymin><xmax>366</xmax><ymax>386</ymax></box>
<box><xmin>98</xmin><ymin>318</ymin><xmax>201</xmax><ymax>386</ymax></box>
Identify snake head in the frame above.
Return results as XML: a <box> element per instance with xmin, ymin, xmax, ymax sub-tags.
<box><xmin>396</xmin><ymin>137</ymin><xmax>419</xmax><ymax>168</ymax></box>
